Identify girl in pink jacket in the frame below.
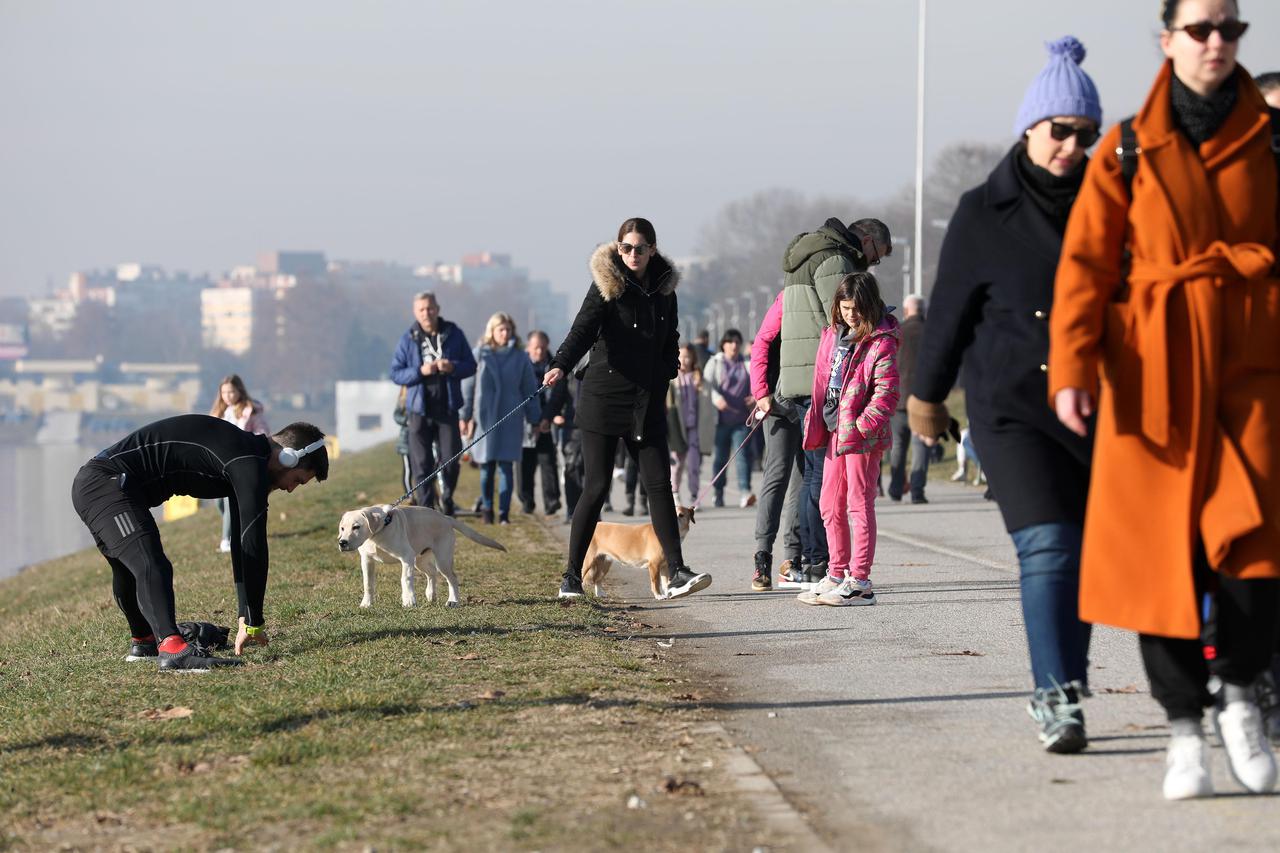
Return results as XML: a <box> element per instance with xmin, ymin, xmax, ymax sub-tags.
<box><xmin>799</xmin><ymin>272</ymin><xmax>900</xmax><ymax>606</ymax></box>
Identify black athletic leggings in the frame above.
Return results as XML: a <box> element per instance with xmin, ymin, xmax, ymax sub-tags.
<box><xmin>71</xmin><ymin>465</ymin><xmax>181</xmax><ymax>640</ymax></box>
<box><xmin>565</xmin><ymin>429</ymin><xmax>684</xmax><ymax>579</ymax></box>
<box><xmin>1139</xmin><ymin>549</ymin><xmax>1280</xmax><ymax>720</ymax></box>
<box><xmin>109</xmin><ymin>539</ymin><xmax>179</xmax><ymax>640</ymax></box>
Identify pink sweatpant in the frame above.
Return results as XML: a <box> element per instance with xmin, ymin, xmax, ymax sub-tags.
<box><xmin>819</xmin><ymin>441</ymin><xmax>882</xmax><ymax>582</ymax></box>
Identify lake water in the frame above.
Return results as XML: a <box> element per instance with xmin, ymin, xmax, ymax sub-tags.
<box><xmin>0</xmin><ymin>443</ymin><xmax>97</xmax><ymax>579</ymax></box>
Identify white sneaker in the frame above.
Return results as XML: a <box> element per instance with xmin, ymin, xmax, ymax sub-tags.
<box><xmin>796</xmin><ymin>575</ymin><xmax>840</xmax><ymax>605</ymax></box>
<box><xmin>739</xmin><ymin>493</ymin><xmax>757</xmax><ymax>508</ymax></box>
<box><xmin>950</xmin><ymin>468</ymin><xmax>966</xmax><ymax>482</ymax></box>
<box><xmin>1163</xmin><ymin>734</ymin><xmax>1214</xmax><ymax>800</ymax></box>
<box><xmin>1215</xmin><ymin>701</ymin><xmax>1278</xmax><ymax>794</ymax></box>
<box><xmin>218</xmin><ymin>539</ymin><xmax>231</xmax><ymax>553</ymax></box>
<box><xmin>816</xmin><ymin>577</ymin><xmax>876</xmax><ymax>606</ymax></box>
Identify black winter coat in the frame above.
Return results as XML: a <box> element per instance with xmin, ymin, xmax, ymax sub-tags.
<box><xmin>896</xmin><ymin>314</ymin><xmax>925</xmax><ymax>413</ymax></box>
<box><xmin>551</xmin><ymin>244</ymin><xmax>680</xmax><ymax>440</ymax></box>
<box><xmin>913</xmin><ymin>145</ymin><xmax>1093</xmax><ymax>532</ymax></box>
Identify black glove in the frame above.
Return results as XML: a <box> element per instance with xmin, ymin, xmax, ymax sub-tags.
<box><xmin>177</xmin><ymin>621</ymin><xmax>232</xmax><ymax>651</ymax></box>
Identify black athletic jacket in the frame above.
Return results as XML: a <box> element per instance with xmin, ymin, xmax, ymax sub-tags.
<box><xmin>87</xmin><ymin>414</ymin><xmax>275</xmax><ymax>626</ymax></box>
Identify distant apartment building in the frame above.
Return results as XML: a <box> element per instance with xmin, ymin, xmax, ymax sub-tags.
<box><xmin>201</xmin><ymin>287</ymin><xmax>256</xmax><ymax>355</ymax></box>
<box><xmin>27</xmin><ymin>297</ymin><xmax>78</xmax><ymax>339</ymax></box>
<box><xmin>257</xmin><ymin>251</ymin><xmax>327</xmax><ymax>278</ymax></box>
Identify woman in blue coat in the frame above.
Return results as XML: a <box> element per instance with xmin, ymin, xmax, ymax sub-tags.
<box><xmin>461</xmin><ymin>312</ymin><xmax>543</xmax><ymax>524</ymax></box>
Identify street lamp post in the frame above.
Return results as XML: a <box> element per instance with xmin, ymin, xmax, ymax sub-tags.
<box><xmin>913</xmin><ymin>0</ymin><xmax>927</xmax><ymax>297</ymax></box>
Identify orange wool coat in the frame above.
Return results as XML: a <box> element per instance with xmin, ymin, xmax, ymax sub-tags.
<box><xmin>1049</xmin><ymin>62</ymin><xmax>1280</xmax><ymax>640</ymax></box>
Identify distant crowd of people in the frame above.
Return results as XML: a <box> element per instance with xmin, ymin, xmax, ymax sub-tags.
<box><xmin>68</xmin><ymin>0</ymin><xmax>1280</xmax><ymax>804</ymax></box>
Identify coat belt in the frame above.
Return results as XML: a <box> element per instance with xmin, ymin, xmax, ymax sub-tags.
<box><xmin>1125</xmin><ymin>241</ymin><xmax>1276</xmax><ymax>446</ymax></box>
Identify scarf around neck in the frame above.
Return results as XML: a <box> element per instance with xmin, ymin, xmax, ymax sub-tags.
<box><xmin>1013</xmin><ymin>145</ymin><xmax>1086</xmax><ymax>231</ymax></box>
<box><xmin>1170</xmin><ymin>70</ymin><xmax>1238</xmax><ymax>147</ymax></box>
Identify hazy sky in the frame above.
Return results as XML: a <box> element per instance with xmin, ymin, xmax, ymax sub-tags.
<box><xmin>2</xmin><ymin>0</ymin><xmax>1278</xmax><ymax>299</ymax></box>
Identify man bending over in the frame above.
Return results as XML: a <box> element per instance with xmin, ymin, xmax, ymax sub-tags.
<box><xmin>72</xmin><ymin>415</ymin><xmax>328</xmax><ymax>671</ymax></box>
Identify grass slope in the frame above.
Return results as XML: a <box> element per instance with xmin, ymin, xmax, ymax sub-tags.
<box><xmin>0</xmin><ymin>444</ymin><xmax>771</xmax><ymax>851</ymax></box>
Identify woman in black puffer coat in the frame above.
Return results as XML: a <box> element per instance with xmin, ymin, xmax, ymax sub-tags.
<box><xmin>544</xmin><ymin>217</ymin><xmax>712</xmax><ymax>600</ymax></box>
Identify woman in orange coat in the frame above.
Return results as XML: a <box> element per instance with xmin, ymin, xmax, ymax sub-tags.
<box><xmin>1049</xmin><ymin>0</ymin><xmax>1279</xmax><ymax>800</ymax></box>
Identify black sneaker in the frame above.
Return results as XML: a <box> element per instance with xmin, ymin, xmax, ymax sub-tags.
<box><xmin>125</xmin><ymin>638</ymin><xmax>157</xmax><ymax>662</ymax></box>
<box><xmin>805</xmin><ymin>560</ymin><xmax>828</xmax><ymax>585</ymax></box>
<box><xmin>558</xmin><ymin>574</ymin><xmax>585</xmax><ymax>599</ymax></box>
<box><xmin>666</xmin><ymin>566</ymin><xmax>712</xmax><ymax>599</ymax></box>
<box><xmin>158</xmin><ymin>643</ymin><xmax>244</xmax><ymax>672</ymax></box>
<box><xmin>751</xmin><ymin>551</ymin><xmax>772</xmax><ymax>591</ymax></box>
<box><xmin>1027</xmin><ymin>681</ymin><xmax>1088</xmax><ymax>754</ymax></box>
<box><xmin>911</xmin><ymin>495</ymin><xmax>929</xmax><ymax>505</ymax></box>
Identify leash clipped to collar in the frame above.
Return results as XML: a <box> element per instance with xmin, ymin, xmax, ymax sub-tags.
<box><xmin>691</xmin><ymin>410</ymin><xmax>766</xmax><ymax>511</ymax></box>
<box><xmin>390</xmin><ymin>387</ymin><xmax>543</xmax><ymax>510</ymax></box>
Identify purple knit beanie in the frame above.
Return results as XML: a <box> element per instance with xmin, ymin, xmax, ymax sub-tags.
<box><xmin>1013</xmin><ymin>36</ymin><xmax>1103</xmax><ymax>136</ymax></box>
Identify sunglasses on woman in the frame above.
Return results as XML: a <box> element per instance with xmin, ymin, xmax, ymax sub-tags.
<box><xmin>618</xmin><ymin>241</ymin><xmax>651</xmax><ymax>256</ymax></box>
<box><xmin>1049</xmin><ymin>121</ymin><xmax>1100</xmax><ymax>148</ymax></box>
<box><xmin>1169</xmin><ymin>19</ymin><xmax>1249</xmax><ymax>43</ymax></box>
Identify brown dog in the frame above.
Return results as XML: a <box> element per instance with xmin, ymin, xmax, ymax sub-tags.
<box><xmin>581</xmin><ymin>505</ymin><xmax>696</xmax><ymax>599</ymax></box>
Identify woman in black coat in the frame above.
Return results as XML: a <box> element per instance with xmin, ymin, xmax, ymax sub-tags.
<box><xmin>907</xmin><ymin>36</ymin><xmax>1101</xmax><ymax>754</ymax></box>
<box><xmin>544</xmin><ymin>217</ymin><xmax>712</xmax><ymax>600</ymax></box>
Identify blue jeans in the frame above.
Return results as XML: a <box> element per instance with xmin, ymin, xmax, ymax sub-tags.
<box><xmin>712</xmin><ymin>422</ymin><xmax>752</xmax><ymax>495</ymax></box>
<box><xmin>479</xmin><ymin>461</ymin><xmax>514</xmax><ymax>515</ymax></box>
<box><xmin>788</xmin><ymin>398</ymin><xmax>828</xmax><ymax>564</ymax></box>
<box><xmin>801</xmin><ymin>447</ymin><xmax>829</xmax><ymax>564</ymax></box>
<box><xmin>1010</xmin><ymin>522</ymin><xmax>1092</xmax><ymax>690</ymax></box>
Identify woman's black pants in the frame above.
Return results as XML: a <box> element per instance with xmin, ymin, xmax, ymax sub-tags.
<box><xmin>565</xmin><ymin>428</ymin><xmax>684</xmax><ymax>579</ymax></box>
<box><xmin>1139</xmin><ymin>550</ymin><xmax>1280</xmax><ymax>721</ymax></box>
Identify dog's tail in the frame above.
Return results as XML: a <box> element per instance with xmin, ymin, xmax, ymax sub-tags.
<box><xmin>449</xmin><ymin>518</ymin><xmax>507</xmax><ymax>551</ymax></box>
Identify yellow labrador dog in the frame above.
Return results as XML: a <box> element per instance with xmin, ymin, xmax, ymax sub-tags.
<box><xmin>337</xmin><ymin>504</ymin><xmax>505</xmax><ymax>608</ymax></box>
<box><xmin>582</xmin><ymin>505</ymin><xmax>696</xmax><ymax>599</ymax></box>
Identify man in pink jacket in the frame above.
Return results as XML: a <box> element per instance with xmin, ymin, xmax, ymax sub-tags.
<box><xmin>748</xmin><ymin>289</ymin><xmax>827</xmax><ymax>591</ymax></box>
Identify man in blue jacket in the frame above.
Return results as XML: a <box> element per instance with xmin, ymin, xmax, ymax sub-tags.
<box><xmin>390</xmin><ymin>291</ymin><xmax>476</xmax><ymax>514</ymax></box>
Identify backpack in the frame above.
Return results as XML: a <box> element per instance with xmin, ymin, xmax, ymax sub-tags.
<box><xmin>1112</xmin><ymin>109</ymin><xmax>1280</xmax><ymax>298</ymax></box>
<box><xmin>1117</xmin><ymin>107</ymin><xmax>1280</xmax><ymax>193</ymax></box>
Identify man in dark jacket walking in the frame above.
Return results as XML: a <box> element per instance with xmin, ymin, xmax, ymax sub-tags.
<box><xmin>887</xmin><ymin>295</ymin><xmax>930</xmax><ymax>503</ymax></box>
<box><xmin>389</xmin><ymin>291</ymin><xmax>477</xmax><ymax>514</ymax></box>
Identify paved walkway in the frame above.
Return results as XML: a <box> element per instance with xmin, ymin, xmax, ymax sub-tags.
<box><xmin>595</xmin><ymin>481</ymin><xmax>1280</xmax><ymax>852</ymax></box>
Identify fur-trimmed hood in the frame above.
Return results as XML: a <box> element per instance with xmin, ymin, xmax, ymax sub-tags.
<box><xmin>589</xmin><ymin>243</ymin><xmax>680</xmax><ymax>302</ymax></box>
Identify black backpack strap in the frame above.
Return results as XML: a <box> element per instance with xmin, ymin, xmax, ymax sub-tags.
<box><xmin>1117</xmin><ymin>116</ymin><xmax>1141</xmax><ymax>195</ymax></box>
<box><xmin>1270</xmin><ymin>107</ymin><xmax>1280</xmax><ymax>175</ymax></box>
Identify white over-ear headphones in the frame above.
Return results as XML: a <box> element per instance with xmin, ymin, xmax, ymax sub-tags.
<box><xmin>278</xmin><ymin>437</ymin><xmax>326</xmax><ymax>469</ymax></box>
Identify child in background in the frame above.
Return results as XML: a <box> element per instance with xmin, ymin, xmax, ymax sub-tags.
<box><xmin>799</xmin><ymin>272</ymin><xmax>900</xmax><ymax>606</ymax></box>
<box><xmin>668</xmin><ymin>343</ymin><xmax>703</xmax><ymax>503</ymax></box>
<box><xmin>208</xmin><ymin>374</ymin><xmax>270</xmax><ymax>552</ymax></box>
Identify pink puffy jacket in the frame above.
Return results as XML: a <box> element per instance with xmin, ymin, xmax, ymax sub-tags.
<box><xmin>802</xmin><ymin>315</ymin><xmax>901</xmax><ymax>456</ymax></box>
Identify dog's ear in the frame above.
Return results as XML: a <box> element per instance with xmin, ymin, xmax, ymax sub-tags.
<box><xmin>366</xmin><ymin>506</ymin><xmax>385</xmax><ymax>531</ymax></box>
<box><xmin>687</xmin><ymin>506</ymin><xmax>696</xmax><ymax>524</ymax></box>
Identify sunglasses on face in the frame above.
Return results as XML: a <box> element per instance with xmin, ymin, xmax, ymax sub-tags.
<box><xmin>1049</xmin><ymin>121</ymin><xmax>1100</xmax><ymax>147</ymax></box>
<box><xmin>618</xmin><ymin>241</ymin><xmax>651</xmax><ymax>256</ymax></box>
<box><xmin>1169</xmin><ymin>18</ymin><xmax>1249</xmax><ymax>43</ymax></box>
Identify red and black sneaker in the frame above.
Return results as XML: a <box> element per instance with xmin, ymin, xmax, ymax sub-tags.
<box><xmin>751</xmin><ymin>551</ymin><xmax>773</xmax><ymax>592</ymax></box>
<box><xmin>125</xmin><ymin>634</ymin><xmax>157</xmax><ymax>662</ymax></box>
<box><xmin>157</xmin><ymin>636</ymin><xmax>243</xmax><ymax>672</ymax></box>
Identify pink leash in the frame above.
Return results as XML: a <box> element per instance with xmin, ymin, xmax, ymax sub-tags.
<box><xmin>691</xmin><ymin>410</ymin><xmax>767</xmax><ymax>510</ymax></box>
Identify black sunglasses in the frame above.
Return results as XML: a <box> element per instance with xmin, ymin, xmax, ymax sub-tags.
<box><xmin>617</xmin><ymin>241</ymin><xmax>651</xmax><ymax>256</ymax></box>
<box><xmin>1049</xmin><ymin>121</ymin><xmax>1100</xmax><ymax>148</ymax></box>
<box><xmin>1169</xmin><ymin>18</ymin><xmax>1249</xmax><ymax>43</ymax></box>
